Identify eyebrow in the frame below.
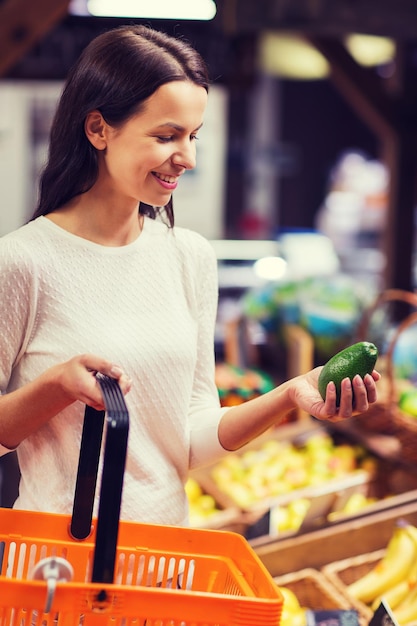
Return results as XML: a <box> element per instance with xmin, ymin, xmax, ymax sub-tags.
<box><xmin>155</xmin><ymin>122</ymin><xmax>204</xmax><ymax>132</ymax></box>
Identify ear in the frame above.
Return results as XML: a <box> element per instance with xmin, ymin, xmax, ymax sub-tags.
<box><xmin>84</xmin><ymin>110</ymin><xmax>108</xmax><ymax>150</ymax></box>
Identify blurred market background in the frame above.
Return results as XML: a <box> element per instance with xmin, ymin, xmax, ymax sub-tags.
<box><xmin>3</xmin><ymin>0</ymin><xmax>417</xmax><ymax>554</ymax></box>
<box><xmin>2</xmin><ymin>0</ymin><xmax>417</xmax><ymax>375</ymax></box>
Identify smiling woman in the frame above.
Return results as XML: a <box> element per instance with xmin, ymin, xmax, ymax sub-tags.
<box><xmin>32</xmin><ymin>25</ymin><xmax>210</xmax><ymax>229</ymax></box>
<box><xmin>0</xmin><ymin>24</ymin><xmax>380</xmax><ymax>529</ymax></box>
<box><xmin>80</xmin><ymin>81</ymin><xmax>207</xmax><ymax>220</ymax></box>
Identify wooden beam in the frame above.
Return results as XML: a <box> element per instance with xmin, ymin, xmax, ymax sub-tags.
<box><xmin>0</xmin><ymin>0</ymin><xmax>71</xmax><ymax>77</ymax></box>
<box><xmin>217</xmin><ymin>0</ymin><xmax>417</xmax><ymax>40</ymax></box>
<box><xmin>307</xmin><ymin>35</ymin><xmax>398</xmax><ymax>139</ymax></box>
<box><xmin>308</xmin><ymin>36</ymin><xmax>417</xmax><ymax>294</ymax></box>
<box><xmin>382</xmin><ymin>129</ymin><xmax>417</xmax><ymax>293</ymax></box>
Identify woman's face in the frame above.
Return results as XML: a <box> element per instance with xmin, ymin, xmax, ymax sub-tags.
<box><xmin>95</xmin><ymin>80</ymin><xmax>208</xmax><ymax>207</ymax></box>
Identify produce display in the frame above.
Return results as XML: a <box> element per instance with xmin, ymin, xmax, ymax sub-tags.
<box><xmin>318</xmin><ymin>341</ymin><xmax>378</xmax><ymax>405</ymax></box>
<box><xmin>270</xmin><ymin>498</ymin><xmax>311</xmax><ymax>534</ymax></box>
<box><xmin>271</xmin><ymin>491</ymin><xmax>378</xmax><ymax>534</ymax></box>
<box><xmin>279</xmin><ymin>585</ymin><xmax>308</xmax><ymax>626</ymax></box>
<box><xmin>327</xmin><ymin>492</ymin><xmax>378</xmax><ymax>521</ymax></box>
<box><xmin>275</xmin><ymin>568</ymin><xmax>362</xmax><ymax>626</ymax></box>
<box><xmin>185</xmin><ymin>477</ymin><xmax>222</xmax><ymax>526</ymax></box>
<box><xmin>343</xmin><ymin>519</ymin><xmax>417</xmax><ymax>625</ymax></box>
<box><xmin>208</xmin><ymin>431</ymin><xmax>377</xmax><ymax>510</ymax></box>
<box><xmin>215</xmin><ymin>362</ymin><xmax>275</xmax><ymax>406</ymax></box>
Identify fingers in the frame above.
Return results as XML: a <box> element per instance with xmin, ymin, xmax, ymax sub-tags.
<box><xmin>306</xmin><ymin>366</ymin><xmax>380</xmax><ymax>423</ymax></box>
<box><xmin>363</xmin><ymin>372</ymin><xmax>378</xmax><ymax>403</ymax></box>
<box><xmin>79</xmin><ymin>354</ymin><xmax>121</xmax><ymax>378</ymax></box>
<box><xmin>337</xmin><ymin>377</ymin><xmax>355</xmax><ymax>418</ymax></box>
<box><xmin>79</xmin><ymin>355</ymin><xmax>131</xmax><ymax>387</ymax></box>
<box><xmin>96</xmin><ymin>363</ymin><xmax>132</xmax><ymax>395</ymax></box>
<box><xmin>371</xmin><ymin>369</ymin><xmax>381</xmax><ymax>382</ymax></box>
<box><xmin>62</xmin><ymin>354</ymin><xmax>132</xmax><ymax>409</ymax></box>
<box><xmin>321</xmin><ymin>373</ymin><xmax>379</xmax><ymax>422</ymax></box>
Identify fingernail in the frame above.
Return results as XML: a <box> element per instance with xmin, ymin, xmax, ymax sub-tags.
<box><xmin>110</xmin><ymin>365</ymin><xmax>123</xmax><ymax>377</ymax></box>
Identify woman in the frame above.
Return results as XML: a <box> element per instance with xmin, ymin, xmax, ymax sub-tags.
<box><xmin>0</xmin><ymin>25</ymin><xmax>379</xmax><ymax>524</ymax></box>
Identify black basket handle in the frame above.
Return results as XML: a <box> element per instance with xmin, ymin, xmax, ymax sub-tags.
<box><xmin>70</xmin><ymin>374</ymin><xmax>129</xmax><ymax>585</ymax></box>
<box><xmin>70</xmin><ymin>405</ymin><xmax>105</xmax><ymax>541</ymax></box>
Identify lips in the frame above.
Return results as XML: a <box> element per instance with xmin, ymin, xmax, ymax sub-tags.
<box><xmin>153</xmin><ymin>172</ymin><xmax>178</xmax><ymax>184</ymax></box>
<box><xmin>152</xmin><ymin>172</ymin><xmax>179</xmax><ymax>190</ymax></box>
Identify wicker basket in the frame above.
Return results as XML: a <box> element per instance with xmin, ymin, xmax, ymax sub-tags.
<box><xmin>321</xmin><ymin>549</ymin><xmax>386</xmax><ymax>623</ymax></box>
<box><xmin>352</xmin><ymin>289</ymin><xmax>417</xmax><ymax>465</ymax></box>
<box><xmin>274</xmin><ymin>567</ymin><xmax>370</xmax><ymax>624</ymax></box>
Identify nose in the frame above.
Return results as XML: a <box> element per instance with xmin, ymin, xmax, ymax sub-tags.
<box><xmin>172</xmin><ymin>140</ymin><xmax>196</xmax><ymax>170</ymax></box>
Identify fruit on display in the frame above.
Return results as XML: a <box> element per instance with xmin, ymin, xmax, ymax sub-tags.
<box><xmin>327</xmin><ymin>492</ymin><xmax>378</xmax><ymax>521</ymax></box>
<box><xmin>318</xmin><ymin>341</ymin><xmax>378</xmax><ymax>405</ymax></box>
<box><xmin>399</xmin><ymin>389</ymin><xmax>417</xmax><ymax>418</ymax></box>
<box><xmin>215</xmin><ymin>363</ymin><xmax>275</xmax><ymax>406</ymax></box>
<box><xmin>393</xmin><ymin>578</ymin><xmax>417</xmax><ymax>626</ymax></box>
<box><xmin>279</xmin><ymin>585</ymin><xmax>307</xmax><ymax>626</ymax></box>
<box><xmin>270</xmin><ymin>491</ymin><xmax>379</xmax><ymax>534</ymax></box>
<box><xmin>346</xmin><ymin>519</ymin><xmax>417</xmax><ymax>625</ymax></box>
<box><xmin>185</xmin><ymin>478</ymin><xmax>222</xmax><ymax>526</ymax></box>
<box><xmin>371</xmin><ymin>556</ymin><xmax>417</xmax><ymax>613</ymax></box>
<box><xmin>270</xmin><ymin>498</ymin><xmax>311</xmax><ymax>533</ymax></box>
<box><xmin>210</xmin><ymin>432</ymin><xmax>377</xmax><ymax>510</ymax></box>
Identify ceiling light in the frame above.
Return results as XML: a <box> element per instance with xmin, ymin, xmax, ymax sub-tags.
<box><xmin>253</xmin><ymin>257</ymin><xmax>288</xmax><ymax>281</ymax></box>
<box><xmin>259</xmin><ymin>32</ymin><xmax>330</xmax><ymax>80</ymax></box>
<box><xmin>87</xmin><ymin>0</ymin><xmax>217</xmax><ymax>20</ymax></box>
<box><xmin>345</xmin><ymin>34</ymin><xmax>396</xmax><ymax>67</ymax></box>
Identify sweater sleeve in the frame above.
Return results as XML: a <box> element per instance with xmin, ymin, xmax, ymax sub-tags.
<box><xmin>0</xmin><ymin>236</ymin><xmax>38</xmax><ymax>454</ymax></box>
<box><xmin>187</xmin><ymin>236</ymin><xmax>232</xmax><ymax>469</ymax></box>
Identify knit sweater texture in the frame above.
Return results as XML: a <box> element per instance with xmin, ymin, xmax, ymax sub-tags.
<box><xmin>0</xmin><ymin>215</ymin><xmax>229</xmax><ymax>525</ymax></box>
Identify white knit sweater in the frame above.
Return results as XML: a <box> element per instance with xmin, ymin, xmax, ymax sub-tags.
<box><xmin>0</xmin><ymin>216</ymin><xmax>229</xmax><ymax>525</ymax></box>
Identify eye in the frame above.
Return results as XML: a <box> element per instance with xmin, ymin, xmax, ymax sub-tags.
<box><xmin>157</xmin><ymin>136</ymin><xmax>174</xmax><ymax>143</ymax></box>
<box><xmin>190</xmin><ymin>133</ymin><xmax>199</xmax><ymax>141</ymax></box>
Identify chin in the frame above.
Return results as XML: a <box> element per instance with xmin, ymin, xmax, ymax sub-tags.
<box><xmin>142</xmin><ymin>195</ymin><xmax>171</xmax><ymax>208</ymax></box>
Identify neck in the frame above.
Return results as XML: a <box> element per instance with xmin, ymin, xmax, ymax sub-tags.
<box><xmin>46</xmin><ymin>199</ymin><xmax>144</xmax><ymax>247</ymax></box>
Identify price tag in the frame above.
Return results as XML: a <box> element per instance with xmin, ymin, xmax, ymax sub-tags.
<box><xmin>306</xmin><ymin>609</ymin><xmax>360</xmax><ymax>626</ymax></box>
<box><xmin>369</xmin><ymin>599</ymin><xmax>400</xmax><ymax>626</ymax></box>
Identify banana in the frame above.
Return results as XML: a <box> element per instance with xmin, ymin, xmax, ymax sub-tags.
<box><xmin>393</xmin><ymin>582</ymin><xmax>417</xmax><ymax>625</ymax></box>
<box><xmin>371</xmin><ymin>552</ymin><xmax>417</xmax><ymax>611</ymax></box>
<box><xmin>372</xmin><ymin>579</ymin><xmax>412</xmax><ymax>612</ymax></box>
<box><xmin>279</xmin><ymin>586</ymin><xmax>307</xmax><ymax>626</ymax></box>
<box><xmin>347</xmin><ymin>520</ymin><xmax>417</xmax><ymax>605</ymax></box>
<box><xmin>388</xmin><ymin>524</ymin><xmax>417</xmax><ymax>625</ymax></box>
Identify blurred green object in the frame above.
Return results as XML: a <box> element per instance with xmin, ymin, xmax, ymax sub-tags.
<box><xmin>391</xmin><ymin>324</ymin><xmax>417</xmax><ymax>380</ymax></box>
<box><xmin>242</xmin><ymin>274</ymin><xmax>375</xmax><ymax>360</ymax></box>
<box><xmin>399</xmin><ymin>388</ymin><xmax>417</xmax><ymax>417</ymax></box>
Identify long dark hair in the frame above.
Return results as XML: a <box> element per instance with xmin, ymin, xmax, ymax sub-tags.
<box><xmin>32</xmin><ymin>25</ymin><xmax>210</xmax><ymax>226</ymax></box>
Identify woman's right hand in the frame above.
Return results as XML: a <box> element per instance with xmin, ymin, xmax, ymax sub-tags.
<box><xmin>56</xmin><ymin>353</ymin><xmax>132</xmax><ymax>410</ymax></box>
<box><xmin>0</xmin><ymin>354</ymin><xmax>132</xmax><ymax>450</ymax></box>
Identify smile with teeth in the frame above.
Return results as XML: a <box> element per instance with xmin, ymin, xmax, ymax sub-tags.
<box><xmin>153</xmin><ymin>172</ymin><xmax>178</xmax><ymax>184</ymax></box>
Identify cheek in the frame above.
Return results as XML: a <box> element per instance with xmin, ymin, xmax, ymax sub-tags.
<box><xmin>109</xmin><ymin>150</ymin><xmax>142</xmax><ymax>179</ymax></box>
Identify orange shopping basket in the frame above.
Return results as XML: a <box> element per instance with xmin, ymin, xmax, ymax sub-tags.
<box><xmin>0</xmin><ymin>374</ymin><xmax>283</xmax><ymax>626</ymax></box>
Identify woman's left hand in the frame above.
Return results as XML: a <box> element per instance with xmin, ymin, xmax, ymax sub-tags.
<box><xmin>291</xmin><ymin>367</ymin><xmax>381</xmax><ymax>422</ymax></box>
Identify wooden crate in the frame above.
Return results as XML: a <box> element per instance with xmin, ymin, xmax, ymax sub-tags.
<box><xmin>321</xmin><ymin>550</ymin><xmax>385</xmax><ymax>623</ymax></box>
<box><xmin>254</xmin><ymin>501</ymin><xmax>417</xmax><ymax>577</ymax></box>
<box><xmin>275</xmin><ymin>567</ymin><xmax>357</xmax><ymax>610</ymax></box>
